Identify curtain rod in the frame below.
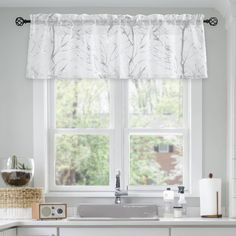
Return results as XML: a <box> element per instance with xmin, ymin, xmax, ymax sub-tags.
<box><xmin>15</xmin><ymin>16</ymin><xmax>218</xmax><ymax>27</ymax></box>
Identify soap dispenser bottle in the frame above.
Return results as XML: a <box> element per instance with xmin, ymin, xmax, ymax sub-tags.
<box><xmin>177</xmin><ymin>186</ymin><xmax>187</xmax><ymax>216</ymax></box>
<box><xmin>163</xmin><ymin>187</ymin><xmax>174</xmax><ymax>217</ymax></box>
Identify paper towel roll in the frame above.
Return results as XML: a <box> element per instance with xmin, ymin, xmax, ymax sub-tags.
<box><xmin>199</xmin><ymin>176</ymin><xmax>222</xmax><ymax>217</ymax></box>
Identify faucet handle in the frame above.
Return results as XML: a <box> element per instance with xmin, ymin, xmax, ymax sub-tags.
<box><xmin>116</xmin><ymin>170</ymin><xmax>121</xmax><ymax>177</ymax></box>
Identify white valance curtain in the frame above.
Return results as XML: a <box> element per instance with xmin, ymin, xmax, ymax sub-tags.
<box><xmin>26</xmin><ymin>14</ymin><xmax>208</xmax><ymax>80</ymax></box>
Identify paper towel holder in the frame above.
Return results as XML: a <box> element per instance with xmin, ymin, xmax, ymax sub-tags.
<box><xmin>201</xmin><ymin>173</ymin><xmax>222</xmax><ymax>218</ymax></box>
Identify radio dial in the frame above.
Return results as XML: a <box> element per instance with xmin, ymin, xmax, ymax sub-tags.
<box><xmin>57</xmin><ymin>208</ymin><xmax>63</xmax><ymax>214</ymax></box>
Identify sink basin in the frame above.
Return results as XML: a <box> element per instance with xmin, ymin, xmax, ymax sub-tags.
<box><xmin>67</xmin><ymin>216</ymin><xmax>159</xmax><ymax>221</ymax></box>
<box><xmin>72</xmin><ymin>204</ymin><xmax>159</xmax><ymax>220</ymax></box>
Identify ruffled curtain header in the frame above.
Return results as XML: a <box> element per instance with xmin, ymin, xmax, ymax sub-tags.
<box><xmin>26</xmin><ymin>14</ymin><xmax>208</xmax><ymax>80</ymax></box>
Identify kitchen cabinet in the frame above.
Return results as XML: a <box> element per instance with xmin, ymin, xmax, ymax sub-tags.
<box><xmin>4</xmin><ymin>229</ymin><xmax>16</xmax><ymax>236</ymax></box>
<box><xmin>17</xmin><ymin>227</ymin><xmax>57</xmax><ymax>236</ymax></box>
<box><xmin>0</xmin><ymin>229</ymin><xmax>16</xmax><ymax>236</ymax></box>
<box><xmin>60</xmin><ymin>227</ymin><xmax>169</xmax><ymax>236</ymax></box>
<box><xmin>171</xmin><ymin>228</ymin><xmax>236</xmax><ymax>236</ymax></box>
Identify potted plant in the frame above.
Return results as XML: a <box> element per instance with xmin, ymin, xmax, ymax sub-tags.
<box><xmin>1</xmin><ymin>155</ymin><xmax>34</xmax><ymax>187</ymax></box>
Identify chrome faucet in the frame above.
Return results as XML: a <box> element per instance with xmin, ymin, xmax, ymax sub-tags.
<box><xmin>115</xmin><ymin>170</ymin><xmax>128</xmax><ymax>204</ymax></box>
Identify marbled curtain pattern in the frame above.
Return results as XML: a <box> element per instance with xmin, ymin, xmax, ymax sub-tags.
<box><xmin>26</xmin><ymin>14</ymin><xmax>207</xmax><ymax>80</ymax></box>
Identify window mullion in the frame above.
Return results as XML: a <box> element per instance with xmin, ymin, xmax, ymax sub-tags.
<box><xmin>183</xmin><ymin>80</ymin><xmax>190</xmax><ymax>191</ymax></box>
<box><xmin>48</xmin><ymin>80</ymin><xmax>56</xmax><ymax>192</ymax></box>
<box><xmin>54</xmin><ymin>128</ymin><xmax>113</xmax><ymax>135</ymax></box>
<box><xmin>128</xmin><ymin>128</ymin><xmax>185</xmax><ymax>134</ymax></box>
<box><xmin>122</xmin><ymin>80</ymin><xmax>129</xmax><ymax>190</ymax></box>
<box><xmin>112</xmin><ymin>80</ymin><xmax>125</xmax><ymax>189</ymax></box>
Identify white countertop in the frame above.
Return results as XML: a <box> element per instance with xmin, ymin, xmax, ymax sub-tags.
<box><xmin>1</xmin><ymin>218</ymin><xmax>236</xmax><ymax>230</ymax></box>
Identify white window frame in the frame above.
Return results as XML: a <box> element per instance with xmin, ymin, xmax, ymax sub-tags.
<box><xmin>47</xmin><ymin>80</ymin><xmax>115</xmax><ymax>193</ymax></box>
<box><xmin>33</xmin><ymin>79</ymin><xmax>202</xmax><ymax>197</ymax></box>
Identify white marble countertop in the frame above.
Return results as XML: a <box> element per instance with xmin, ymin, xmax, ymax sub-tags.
<box><xmin>1</xmin><ymin>218</ymin><xmax>236</xmax><ymax>230</ymax></box>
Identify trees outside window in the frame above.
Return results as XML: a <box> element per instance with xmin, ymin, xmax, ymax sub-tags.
<box><xmin>51</xmin><ymin>79</ymin><xmax>186</xmax><ymax>190</ymax></box>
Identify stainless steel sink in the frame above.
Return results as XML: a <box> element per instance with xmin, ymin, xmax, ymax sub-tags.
<box><xmin>67</xmin><ymin>204</ymin><xmax>159</xmax><ymax>220</ymax></box>
<box><xmin>67</xmin><ymin>217</ymin><xmax>159</xmax><ymax>221</ymax></box>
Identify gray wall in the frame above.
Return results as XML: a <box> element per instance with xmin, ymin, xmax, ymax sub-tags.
<box><xmin>0</xmin><ymin>8</ymin><xmax>227</xmax><ymax>206</ymax></box>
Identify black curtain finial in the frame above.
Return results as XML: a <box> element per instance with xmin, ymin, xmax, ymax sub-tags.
<box><xmin>15</xmin><ymin>17</ymin><xmax>31</xmax><ymax>26</ymax></box>
<box><xmin>203</xmin><ymin>17</ymin><xmax>218</xmax><ymax>26</ymax></box>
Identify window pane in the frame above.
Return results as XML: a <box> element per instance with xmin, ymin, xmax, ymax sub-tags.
<box><xmin>55</xmin><ymin>134</ymin><xmax>109</xmax><ymax>186</ymax></box>
<box><xmin>130</xmin><ymin>134</ymin><xmax>183</xmax><ymax>186</ymax></box>
<box><xmin>56</xmin><ymin>80</ymin><xmax>110</xmax><ymax>128</ymax></box>
<box><xmin>129</xmin><ymin>80</ymin><xmax>183</xmax><ymax>128</ymax></box>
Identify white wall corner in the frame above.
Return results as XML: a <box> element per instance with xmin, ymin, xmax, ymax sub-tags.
<box><xmin>226</xmin><ymin>7</ymin><xmax>236</xmax><ymax>217</ymax></box>
<box><xmin>229</xmin><ymin>0</ymin><xmax>236</xmax><ymax>16</ymax></box>
<box><xmin>216</xmin><ymin>0</ymin><xmax>230</xmax><ymax>16</ymax></box>
<box><xmin>213</xmin><ymin>0</ymin><xmax>232</xmax><ymax>29</ymax></box>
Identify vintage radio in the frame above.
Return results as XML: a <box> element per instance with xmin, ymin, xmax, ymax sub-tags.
<box><xmin>32</xmin><ymin>203</ymin><xmax>67</xmax><ymax>220</ymax></box>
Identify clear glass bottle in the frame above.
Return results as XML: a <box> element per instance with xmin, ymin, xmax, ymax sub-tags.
<box><xmin>163</xmin><ymin>187</ymin><xmax>174</xmax><ymax>217</ymax></box>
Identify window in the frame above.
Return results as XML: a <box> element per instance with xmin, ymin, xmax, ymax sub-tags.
<box><xmin>33</xmin><ymin>79</ymin><xmax>202</xmax><ymax>196</ymax></box>
<box><xmin>127</xmin><ymin>80</ymin><xmax>185</xmax><ymax>190</ymax></box>
<box><xmin>53</xmin><ymin>80</ymin><xmax>111</xmax><ymax>188</ymax></box>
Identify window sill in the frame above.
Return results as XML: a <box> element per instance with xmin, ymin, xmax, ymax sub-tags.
<box><xmin>44</xmin><ymin>191</ymin><xmax>199</xmax><ymax>198</ymax></box>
